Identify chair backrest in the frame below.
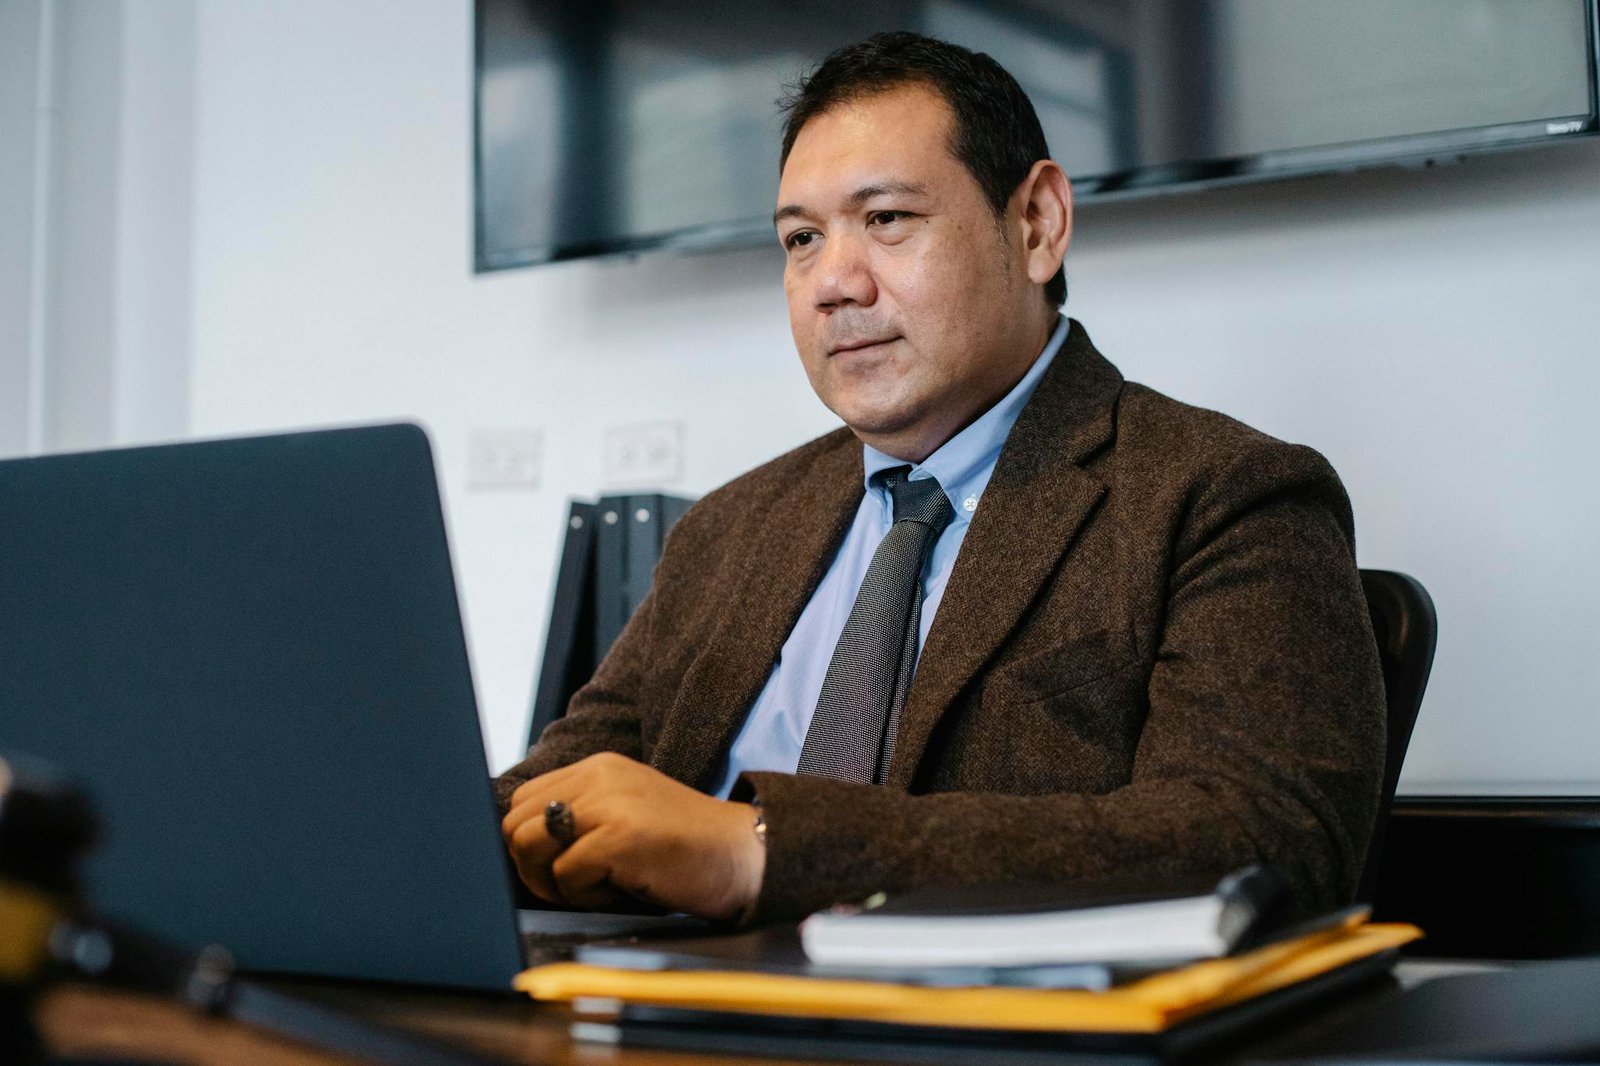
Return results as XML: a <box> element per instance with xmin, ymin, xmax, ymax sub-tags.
<box><xmin>1355</xmin><ymin>568</ymin><xmax>1438</xmax><ymax>902</ymax></box>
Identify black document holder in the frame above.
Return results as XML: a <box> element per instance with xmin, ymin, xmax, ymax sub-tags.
<box><xmin>528</xmin><ymin>493</ymin><xmax>693</xmax><ymax>748</ymax></box>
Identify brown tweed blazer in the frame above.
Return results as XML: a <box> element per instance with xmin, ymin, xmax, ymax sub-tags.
<box><xmin>495</xmin><ymin>320</ymin><xmax>1385</xmax><ymax>923</ymax></box>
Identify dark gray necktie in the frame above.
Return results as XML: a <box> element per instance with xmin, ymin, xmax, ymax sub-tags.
<box><xmin>797</xmin><ymin>468</ymin><xmax>955</xmax><ymax>785</ymax></box>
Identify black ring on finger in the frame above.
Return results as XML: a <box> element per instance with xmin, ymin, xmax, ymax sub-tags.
<box><xmin>544</xmin><ymin>800</ymin><xmax>577</xmax><ymax>847</ymax></box>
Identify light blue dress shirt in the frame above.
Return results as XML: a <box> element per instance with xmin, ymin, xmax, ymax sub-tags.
<box><xmin>712</xmin><ymin>316</ymin><xmax>1070</xmax><ymax>798</ymax></box>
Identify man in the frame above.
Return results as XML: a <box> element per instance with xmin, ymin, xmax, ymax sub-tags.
<box><xmin>497</xmin><ymin>32</ymin><xmax>1384</xmax><ymax>926</ymax></box>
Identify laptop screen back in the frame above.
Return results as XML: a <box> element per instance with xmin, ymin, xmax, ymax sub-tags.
<box><xmin>0</xmin><ymin>424</ymin><xmax>524</xmax><ymax>990</ymax></box>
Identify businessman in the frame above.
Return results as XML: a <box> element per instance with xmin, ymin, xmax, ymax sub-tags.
<box><xmin>497</xmin><ymin>32</ymin><xmax>1385</xmax><ymax>925</ymax></box>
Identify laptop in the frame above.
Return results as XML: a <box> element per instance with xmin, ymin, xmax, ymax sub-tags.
<box><xmin>0</xmin><ymin>423</ymin><xmax>695</xmax><ymax>992</ymax></box>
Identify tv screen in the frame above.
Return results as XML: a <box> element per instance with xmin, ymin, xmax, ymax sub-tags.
<box><xmin>475</xmin><ymin>0</ymin><xmax>1599</xmax><ymax>271</ymax></box>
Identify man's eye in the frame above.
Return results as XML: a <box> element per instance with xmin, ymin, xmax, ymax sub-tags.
<box><xmin>784</xmin><ymin>231</ymin><xmax>817</xmax><ymax>250</ymax></box>
<box><xmin>869</xmin><ymin>211</ymin><xmax>907</xmax><ymax>226</ymax></box>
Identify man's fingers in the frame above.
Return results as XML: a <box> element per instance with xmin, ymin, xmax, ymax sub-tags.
<box><xmin>500</xmin><ymin>754</ymin><xmax>721</xmax><ymax>914</ymax></box>
<box><xmin>501</xmin><ymin>792</ymin><xmax>551</xmax><ymax>841</ymax></box>
<box><xmin>506</xmin><ymin>813</ymin><xmax>567</xmax><ymax>904</ymax></box>
<box><xmin>503</xmin><ymin>783</ymin><xmax>616</xmax><ymax>904</ymax></box>
<box><xmin>507</xmin><ymin>751</ymin><xmax>636</xmax><ymax>810</ymax></box>
<box><xmin>502</xmin><ymin>788</ymin><xmax>601</xmax><ymax>845</ymax></box>
<box><xmin>508</xmin><ymin>761</ymin><xmax>583</xmax><ymax>810</ymax></box>
<box><xmin>550</xmin><ymin>830</ymin><xmax>633</xmax><ymax>910</ymax></box>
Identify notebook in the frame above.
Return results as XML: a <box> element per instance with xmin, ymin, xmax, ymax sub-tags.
<box><xmin>798</xmin><ymin>865</ymin><xmax>1291</xmax><ymax>969</ymax></box>
<box><xmin>0</xmin><ymin>423</ymin><xmax>697</xmax><ymax>992</ymax></box>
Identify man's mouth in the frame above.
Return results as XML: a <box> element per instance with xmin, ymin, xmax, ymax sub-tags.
<box><xmin>829</xmin><ymin>336</ymin><xmax>899</xmax><ymax>356</ymax></box>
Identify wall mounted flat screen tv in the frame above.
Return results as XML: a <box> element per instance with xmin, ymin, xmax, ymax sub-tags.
<box><xmin>475</xmin><ymin>0</ymin><xmax>1600</xmax><ymax>272</ymax></box>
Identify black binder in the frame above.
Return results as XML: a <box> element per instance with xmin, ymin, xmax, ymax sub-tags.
<box><xmin>593</xmin><ymin>493</ymin><xmax>693</xmax><ymax>656</ymax></box>
<box><xmin>592</xmin><ymin>499</ymin><xmax>629</xmax><ymax>660</ymax></box>
<box><xmin>528</xmin><ymin>493</ymin><xmax>693</xmax><ymax>748</ymax></box>
<box><xmin>527</xmin><ymin>500</ymin><xmax>598</xmax><ymax>747</ymax></box>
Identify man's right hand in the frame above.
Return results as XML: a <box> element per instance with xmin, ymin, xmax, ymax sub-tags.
<box><xmin>500</xmin><ymin>752</ymin><xmax>765</xmax><ymax>922</ymax></box>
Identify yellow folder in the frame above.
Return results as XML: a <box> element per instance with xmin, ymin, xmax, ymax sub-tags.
<box><xmin>516</xmin><ymin>918</ymin><xmax>1420</xmax><ymax>1034</ymax></box>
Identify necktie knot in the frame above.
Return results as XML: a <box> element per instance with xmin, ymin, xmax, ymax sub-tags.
<box><xmin>882</xmin><ymin>468</ymin><xmax>955</xmax><ymax>534</ymax></box>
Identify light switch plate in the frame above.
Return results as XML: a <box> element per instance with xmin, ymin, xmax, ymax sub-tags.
<box><xmin>602</xmin><ymin>421</ymin><xmax>683</xmax><ymax>488</ymax></box>
<box><xmin>467</xmin><ymin>429</ymin><xmax>542</xmax><ymax>490</ymax></box>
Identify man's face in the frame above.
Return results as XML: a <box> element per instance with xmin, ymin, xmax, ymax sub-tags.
<box><xmin>775</xmin><ymin>84</ymin><xmax>1045</xmax><ymax>461</ymax></box>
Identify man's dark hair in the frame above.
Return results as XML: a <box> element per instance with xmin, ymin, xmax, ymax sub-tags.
<box><xmin>779</xmin><ymin>31</ymin><xmax>1066</xmax><ymax>307</ymax></box>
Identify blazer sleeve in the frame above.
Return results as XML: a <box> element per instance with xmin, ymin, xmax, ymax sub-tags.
<box><xmin>734</xmin><ymin>441</ymin><xmax>1386</xmax><ymax>924</ymax></box>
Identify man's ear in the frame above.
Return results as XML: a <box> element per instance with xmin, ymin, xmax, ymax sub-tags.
<box><xmin>1015</xmin><ymin>159</ymin><xmax>1073</xmax><ymax>287</ymax></box>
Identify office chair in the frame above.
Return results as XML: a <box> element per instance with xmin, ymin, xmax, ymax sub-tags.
<box><xmin>1354</xmin><ymin>569</ymin><xmax>1438</xmax><ymax>903</ymax></box>
<box><xmin>1361</xmin><ymin>571</ymin><xmax>1600</xmax><ymax>958</ymax></box>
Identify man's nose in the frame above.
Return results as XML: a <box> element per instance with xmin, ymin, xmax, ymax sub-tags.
<box><xmin>812</xmin><ymin>232</ymin><xmax>877</xmax><ymax>311</ymax></box>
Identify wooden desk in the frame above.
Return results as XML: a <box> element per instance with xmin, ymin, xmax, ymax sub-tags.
<box><xmin>37</xmin><ymin>979</ymin><xmax>881</xmax><ymax>1066</ymax></box>
<box><xmin>31</xmin><ymin>953</ymin><xmax>1542</xmax><ymax>1062</ymax></box>
<box><xmin>25</xmin><ymin>925</ymin><xmax>1519</xmax><ymax>1064</ymax></box>
<box><xmin>36</xmin><ymin>963</ymin><xmax>1496</xmax><ymax>1066</ymax></box>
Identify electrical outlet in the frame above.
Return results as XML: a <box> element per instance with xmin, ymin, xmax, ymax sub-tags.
<box><xmin>467</xmin><ymin>429</ymin><xmax>542</xmax><ymax>490</ymax></box>
<box><xmin>602</xmin><ymin>421</ymin><xmax>683</xmax><ymax>488</ymax></box>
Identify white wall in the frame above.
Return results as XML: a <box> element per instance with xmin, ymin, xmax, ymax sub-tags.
<box><xmin>0</xmin><ymin>0</ymin><xmax>195</xmax><ymax>458</ymax></box>
<box><xmin>29</xmin><ymin>1</ymin><xmax>1600</xmax><ymax>792</ymax></box>
<box><xmin>0</xmin><ymin>0</ymin><xmax>45</xmax><ymax>457</ymax></box>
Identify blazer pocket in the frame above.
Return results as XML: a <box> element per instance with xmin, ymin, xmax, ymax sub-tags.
<box><xmin>985</xmin><ymin>633</ymin><xmax>1138</xmax><ymax>707</ymax></box>
<box><xmin>961</xmin><ymin>637</ymin><xmax>1146</xmax><ymax>796</ymax></box>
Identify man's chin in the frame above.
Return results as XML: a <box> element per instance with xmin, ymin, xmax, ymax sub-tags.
<box><xmin>814</xmin><ymin>382</ymin><xmax>930</xmax><ymax>447</ymax></box>
<box><xmin>839</xmin><ymin>411</ymin><xmax>940</xmax><ymax>460</ymax></box>
<box><xmin>834</xmin><ymin>402</ymin><xmax>915</xmax><ymax>439</ymax></box>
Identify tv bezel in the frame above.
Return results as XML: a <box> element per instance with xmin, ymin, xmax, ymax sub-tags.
<box><xmin>473</xmin><ymin>0</ymin><xmax>1600</xmax><ymax>273</ymax></box>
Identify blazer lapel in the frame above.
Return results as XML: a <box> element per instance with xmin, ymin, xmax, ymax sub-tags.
<box><xmin>886</xmin><ymin>321</ymin><xmax>1124</xmax><ymax>789</ymax></box>
<box><xmin>651</xmin><ymin>432</ymin><xmax>863</xmax><ymax>790</ymax></box>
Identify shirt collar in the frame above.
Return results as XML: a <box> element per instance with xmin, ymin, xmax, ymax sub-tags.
<box><xmin>862</xmin><ymin>314</ymin><xmax>1070</xmax><ymax>522</ymax></box>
